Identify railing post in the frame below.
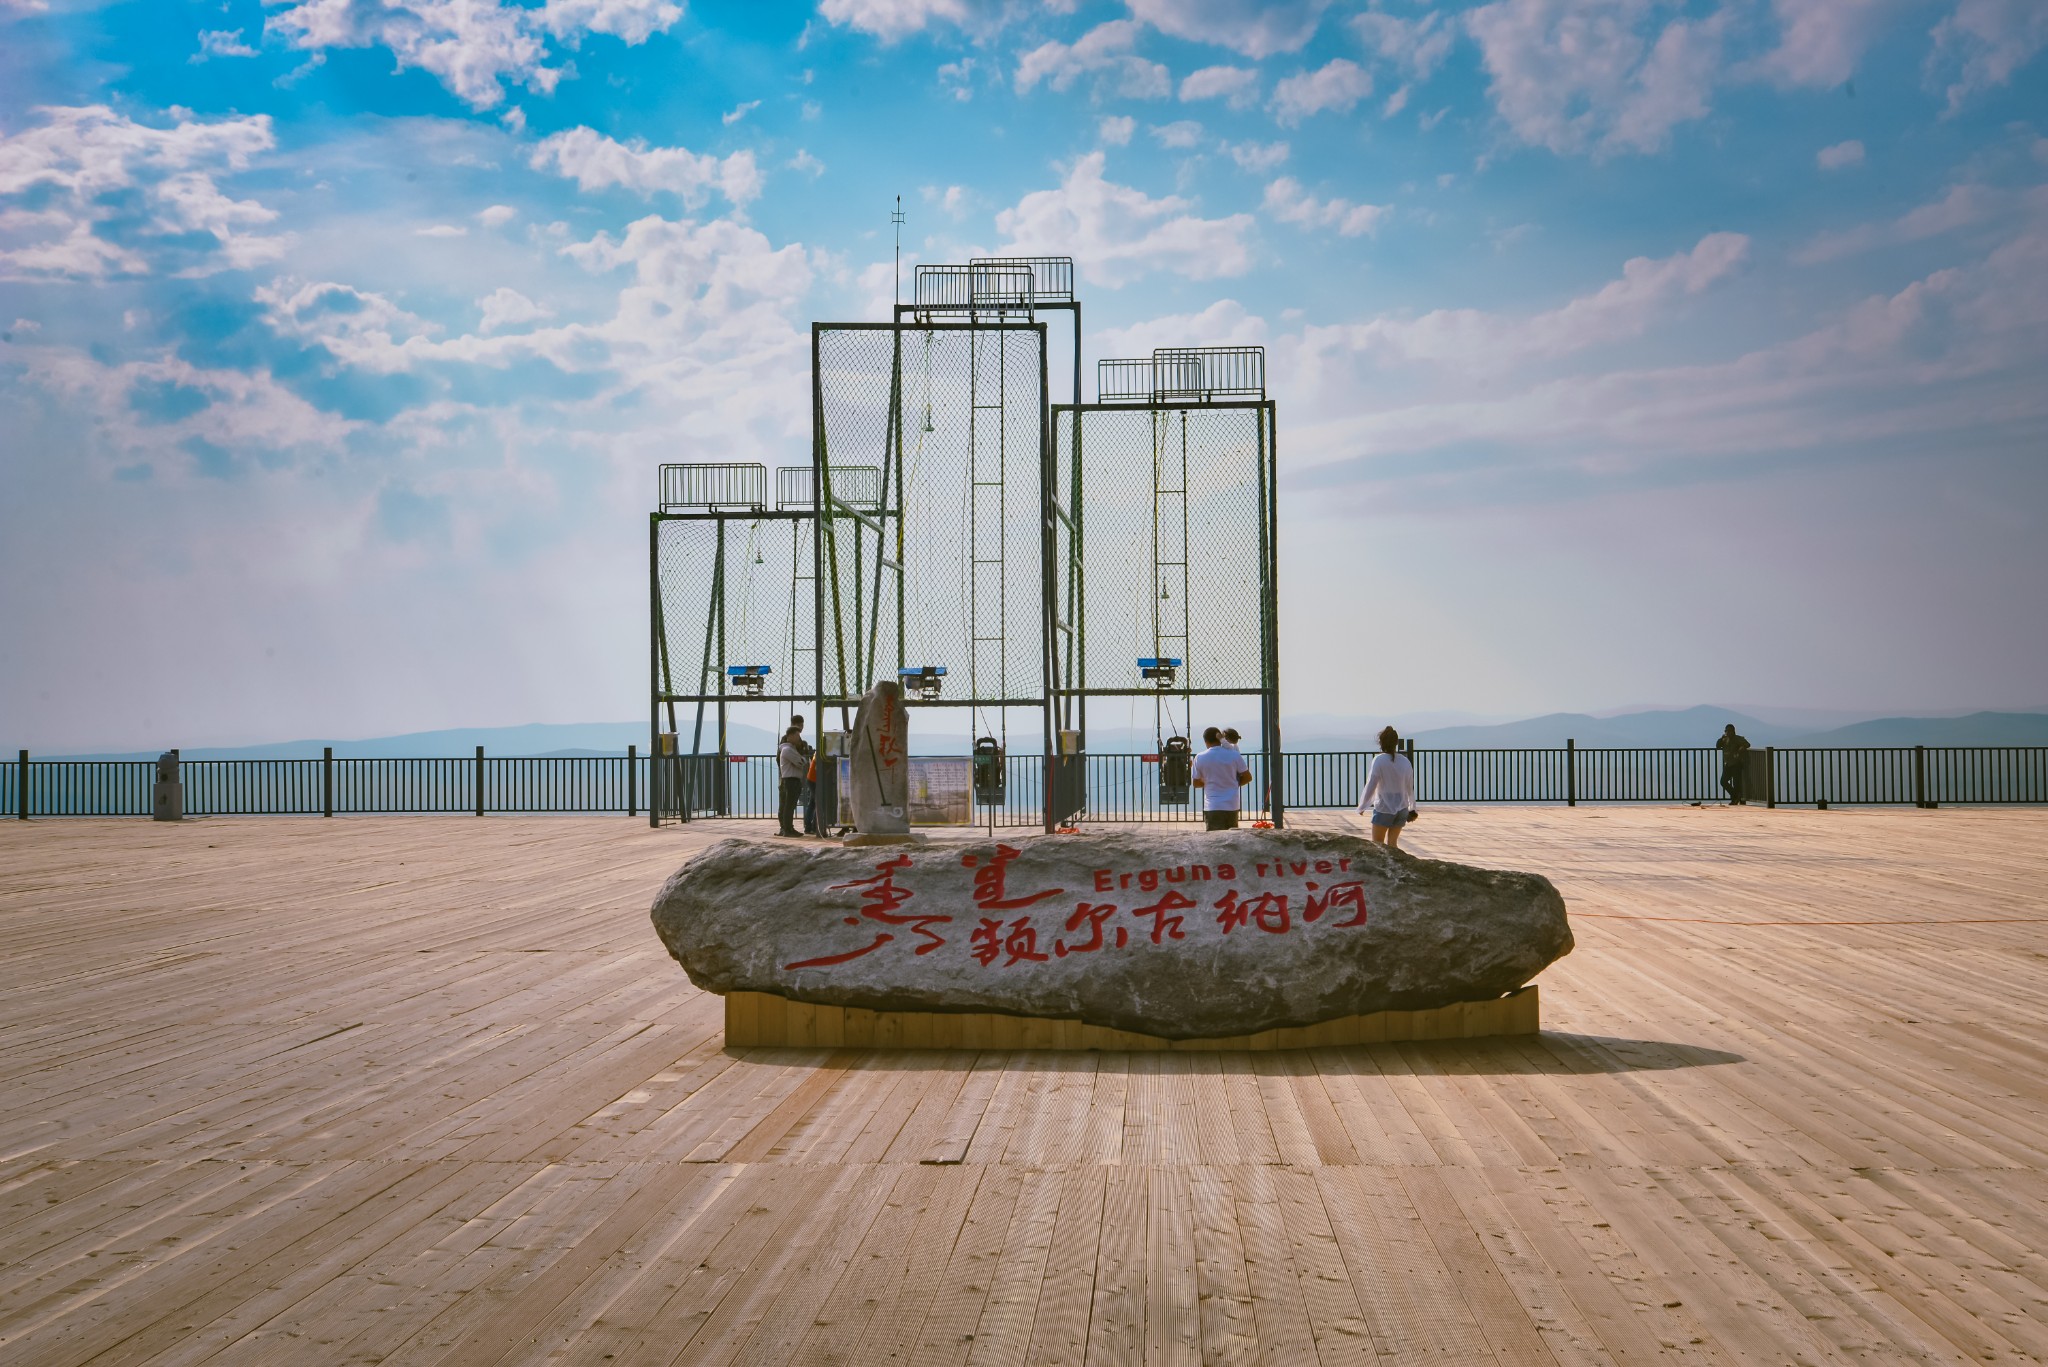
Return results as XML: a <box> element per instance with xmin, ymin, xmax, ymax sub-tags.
<box><xmin>1913</xmin><ymin>744</ymin><xmax>1927</xmax><ymax>808</ymax></box>
<box><xmin>1566</xmin><ymin>738</ymin><xmax>1577</xmax><ymax>807</ymax></box>
<box><xmin>16</xmin><ymin>749</ymin><xmax>26</xmax><ymax>820</ymax></box>
<box><xmin>627</xmin><ymin>744</ymin><xmax>638</xmax><ymax>817</ymax></box>
<box><xmin>322</xmin><ymin>746</ymin><xmax>334</xmax><ymax>818</ymax></box>
<box><xmin>1765</xmin><ymin>746</ymin><xmax>1776</xmax><ymax>808</ymax></box>
<box><xmin>474</xmin><ymin>745</ymin><xmax>485</xmax><ymax>817</ymax></box>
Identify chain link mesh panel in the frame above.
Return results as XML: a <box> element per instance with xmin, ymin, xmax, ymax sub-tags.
<box><xmin>816</xmin><ymin>323</ymin><xmax>1045</xmax><ymax>706</ymax></box>
<box><xmin>1059</xmin><ymin>405</ymin><xmax>1271</xmax><ymax>695</ymax></box>
<box><xmin>655</xmin><ymin>514</ymin><xmax>815</xmax><ymax>711</ymax></box>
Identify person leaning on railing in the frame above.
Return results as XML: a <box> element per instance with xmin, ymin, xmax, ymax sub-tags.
<box><xmin>1358</xmin><ymin>726</ymin><xmax>1417</xmax><ymax>848</ymax></box>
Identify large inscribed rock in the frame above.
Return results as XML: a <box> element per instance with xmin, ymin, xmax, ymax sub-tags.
<box><xmin>650</xmin><ymin>829</ymin><xmax>1571</xmax><ymax>1039</ymax></box>
<box><xmin>847</xmin><ymin>680</ymin><xmax>910</xmax><ymax>835</ymax></box>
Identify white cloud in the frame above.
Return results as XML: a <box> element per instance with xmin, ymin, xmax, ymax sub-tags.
<box><xmin>1224</xmin><ymin>140</ymin><xmax>1290</xmax><ymax>174</ymax></box>
<box><xmin>1271</xmin><ymin>59</ymin><xmax>1372</xmax><ymax>125</ymax></box>
<box><xmin>1352</xmin><ymin>7</ymin><xmax>1454</xmax><ymax>81</ymax></box>
<box><xmin>477</xmin><ymin>203</ymin><xmax>518</xmax><ymax>227</ymax></box>
<box><xmin>722</xmin><ymin>100</ymin><xmax>762</xmax><ymax>126</ymax></box>
<box><xmin>264</xmin><ymin>0</ymin><xmax>683</xmax><ymax>110</ymax></box>
<box><xmin>530</xmin><ymin>127</ymin><xmax>762</xmax><ymax>207</ymax></box>
<box><xmin>1093</xmin><ymin>299</ymin><xmax>1269</xmax><ymax>361</ymax></box>
<box><xmin>1927</xmin><ymin>0</ymin><xmax>2048</xmax><ymax>113</ymax></box>
<box><xmin>0</xmin><ymin>105</ymin><xmax>282</xmax><ymax>281</ymax></box>
<box><xmin>257</xmin><ymin>279</ymin><xmax>440</xmax><ymax>370</ymax></box>
<box><xmin>1124</xmin><ymin>0</ymin><xmax>1329</xmax><ymax>59</ymax></box>
<box><xmin>1754</xmin><ymin>0</ymin><xmax>1886</xmax><ymax>88</ymax></box>
<box><xmin>1282</xmin><ymin>219</ymin><xmax>2048</xmax><ymax>502</ymax></box>
<box><xmin>818</xmin><ymin>0</ymin><xmax>970</xmax><ymax>41</ymax></box>
<box><xmin>1263</xmin><ymin>177</ymin><xmax>1387</xmax><ymax>236</ymax></box>
<box><xmin>993</xmin><ymin>151</ymin><xmax>1255</xmax><ymax>287</ymax></box>
<box><xmin>1150</xmin><ymin>120</ymin><xmax>1203</xmax><ymax>150</ymax></box>
<box><xmin>922</xmin><ymin>183</ymin><xmax>972</xmax><ymax>219</ymax></box>
<box><xmin>1099</xmin><ymin>115</ymin><xmax>1136</xmax><ymax>146</ymax></box>
<box><xmin>1797</xmin><ymin>183</ymin><xmax>1997</xmax><ymax>262</ymax></box>
<box><xmin>789</xmin><ymin>148</ymin><xmax>825</xmax><ymax>176</ymax></box>
<box><xmin>1464</xmin><ymin>0</ymin><xmax>1727</xmax><ymax>156</ymax></box>
<box><xmin>1305</xmin><ymin>232</ymin><xmax>1749</xmax><ymax>371</ymax></box>
<box><xmin>1816</xmin><ymin>139</ymin><xmax>1865</xmax><ymax>170</ymax></box>
<box><xmin>415</xmin><ymin>224</ymin><xmax>468</xmax><ymax>237</ymax></box>
<box><xmin>538</xmin><ymin>0</ymin><xmax>683</xmax><ymax>44</ymax></box>
<box><xmin>1178</xmin><ymin>65</ymin><xmax>1259</xmax><ymax>107</ymax></box>
<box><xmin>476</xmin><ymin>286</ymin><xmax>553</xmax><ymax>333</ymax></box>
<box><xmin>1015</xmin><ymin>20</ymin><xmax>1170</xmax><ymax>99</ymax></box>
<box><xmin>195</xmin><ymin>29</ymin><xmax>259</xmax><ymax>60</ymax></box>
<box><xmin>1382</xmin><ymin>85</ymin><xmax>1410</xmax><ymax>118</ymax></box>
<box><xmin>938</xmin><ymin>57</ymin><xmax>976</xmax><ymax>101</ymax></box>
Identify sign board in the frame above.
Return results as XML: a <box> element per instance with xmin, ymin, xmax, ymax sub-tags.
<box><xmin>837</xmin><ymin>756</ymin><xmax>974</xmax><ymax>826</ymax></box>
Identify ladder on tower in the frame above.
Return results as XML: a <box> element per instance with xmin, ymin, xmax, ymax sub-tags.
<box><xmin>1152</xmin><ymin>409</ymin><xmax>1191</xmax><ymax>729</ymax></box>
<box><xmin>966</xmin><ymin>323</ymin><xmax>1009</xmax><ymax>718</ymax></box>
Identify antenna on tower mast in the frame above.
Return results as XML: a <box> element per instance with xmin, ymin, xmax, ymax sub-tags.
<box><xmin>892</xmin><ymin>195</ymin><xmax>905</xmax><ymax>307</ymax></box>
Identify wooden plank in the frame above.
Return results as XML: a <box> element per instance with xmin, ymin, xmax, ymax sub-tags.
<box><xmin>717</xmin><ymin>991</ymin><xmax>1537</xmax><ymax>1052</ymax></box>
<box><xmin>4</xmin><ymin>810</ymin><xmax>2048</xmax><ymax>1366</ymax></box>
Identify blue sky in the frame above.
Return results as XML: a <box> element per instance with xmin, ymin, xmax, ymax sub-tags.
<box><xmin>2</xmin><ymin>0</ymin><xmax>2045</xmax><ymax>750</ymax></box>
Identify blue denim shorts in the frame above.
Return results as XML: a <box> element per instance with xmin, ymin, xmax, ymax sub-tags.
<box><xmin>1369</xmin><ymin>809</ymin><xmax>1408</xmax><ymax>828</ymax></box>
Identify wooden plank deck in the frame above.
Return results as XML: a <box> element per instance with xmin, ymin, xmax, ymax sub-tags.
<box><xmin>1</xmin><ymin>806</ymin><xmax>2045</xmax><ymax>1366</ymax></box>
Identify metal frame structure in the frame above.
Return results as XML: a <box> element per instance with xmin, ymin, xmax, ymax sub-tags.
<box><xmin>650</xmin><ymin>256</ymin><xmax>1282</xmax><ymax>830</ymax></box>
<box><xmin>648</xmin><ymin>463</ymin><xmax>818</xmax><ymax>824</ymax></box>
<box><xmin>1052</xmin><ymin>346</ymin><xmax>1283</xmax><ymax>824</ymax></box>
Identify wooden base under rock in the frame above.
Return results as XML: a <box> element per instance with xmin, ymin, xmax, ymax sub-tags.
<box><xmin>722</xmin><ymin>983</ymin><xmax>1539</xmax><ymax>1050</ymax></box>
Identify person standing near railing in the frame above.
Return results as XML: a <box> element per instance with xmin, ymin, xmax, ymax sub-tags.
<box><xmin>1716</xmin><ymin>723</ymin><xmax>1751</xmax><ymax>806</ymax></box>
<box><xmin>1192</xmin><ymin>726</ymin><xmax>1251</xmax><ymax>831</ymax></box>
<box><xmin>777</xmin><ymin>717</ymin><xmax>813</xmax><ymax>837</ymax></box>
<box><xmin>1358</xmin><ymin>726</ymin><xmax>1416</xmax><ymax>847</ymax></box>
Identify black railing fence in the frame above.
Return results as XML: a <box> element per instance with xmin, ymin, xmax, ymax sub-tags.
<box><xmin>6</xmin><ymin>746</ymin><xmax>2045</xmax><ymax>821</ymax></box>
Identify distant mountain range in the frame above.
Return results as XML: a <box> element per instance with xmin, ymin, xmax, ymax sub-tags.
<box><xmin>39</xmin><ymin>706</ymin><xmax>2048</xmax><ymax>760</ymax></box>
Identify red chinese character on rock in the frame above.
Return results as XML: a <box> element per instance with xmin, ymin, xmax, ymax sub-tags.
<box><xmin>1303</xmin><ymin>880</ymin><xmax>1369</xmax><ymax>928</ymax></box>
<box><xmin>1054</xmin><ymin>902</ymin><xmax>1123</xmax><ymax>956</ymax></box>
<box><xmin>961</xmin><ymin>844</ymin><xmax>1064</xmax><ymax>911</ymax></box>
<box><xmin>970</xmin><ymin>915</ymin><xmax>1050</xmax><ymax>966</ymax></box>
<box><xmin>970</xmin><ymin>917</ymin><xmax>1006</xmax><ymax>966</ymax></box>
<box><xmin>781</xmin><ymin>854</ymin><xmax>951</xmax><ymax>971</ymax></box>
<box><xmin>1130</xmin><ymin>890</ymin><xmax>1194</xmax><ymax>944</ymax></box>
<box><xmin>1215</xmin><ymin>890</ymin><xmax>1291</xmax><ymax>934</ymax></box>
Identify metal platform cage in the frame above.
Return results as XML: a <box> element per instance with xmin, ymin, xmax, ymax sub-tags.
<box><xmin>1050</xmin><ymin>380</ymin><xmax>1280</xmax><ymax>808</ymax></box>
<box><xmin>658</xmin><ymin>462</ymin><xmax>770</xmax><ymax>512</ymax></box>
<box><xmin>812</xmin><ymin>320</ymin><xmax>1049</xmax><ymax>715</ymax></box>
<box><xmin>911</xmin><ymin>264</ymin><xmax>1038</xmax><ymax>317</ymax></box>
<box><xmin>652</xmin><ymin>502</ymin><xmax>818</xmax><ymax>735</ymax></box>
<box><xmin>1098</xmin><ymin>347</ymin><xmax>1266</xmax><ymax>405</ymax></box>
<box><xmin>777</xmin><ymin>463</ymin><xmax>881</xmax><ymax>511</ymax></box>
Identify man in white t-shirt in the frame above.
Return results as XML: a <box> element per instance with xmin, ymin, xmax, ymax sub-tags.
<box><xmin>1191</xmin><ymin>726</ymin><xmax>1251</xmax><ymax>831</ymax></box>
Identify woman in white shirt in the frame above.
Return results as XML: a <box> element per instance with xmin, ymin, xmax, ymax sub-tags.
<box><xmin>1357</xmin><ymin>725</ymin><xmax>1416</xmax><ymax>848</ymax></box>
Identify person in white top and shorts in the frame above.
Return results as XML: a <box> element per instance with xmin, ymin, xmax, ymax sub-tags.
<box><xmin>1192</xmin><ymin>726</ymin><xmax>1251</xmax><ymax>830</ymax></box>
<box><xmin>1358</xmin><ymin>725</ymin><xmax>1416</xmax><ymax>848</ymax></box>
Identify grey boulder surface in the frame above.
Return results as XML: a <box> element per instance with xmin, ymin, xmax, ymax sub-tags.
<box><xmin>649</xmin><ymin>828</ymin><xmax>1571</xmax><ymax>1039</ymax></box>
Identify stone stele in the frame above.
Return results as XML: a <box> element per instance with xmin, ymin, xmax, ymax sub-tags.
<box><xmin>650</xmin><ymin>828</ymin><xmax>1571</xmax><ymax>1040</ymax></box>
<box><xmin>846</xmin><ymin>680</ymin><xmax>910</xmax><ymax>835</ymax></box>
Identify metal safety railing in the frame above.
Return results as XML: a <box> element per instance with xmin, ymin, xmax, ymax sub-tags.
<box><xmin>658</xmin><ymin>463</ymin><xmax>769</xmax><ymax>512</ymax></box>
<box><xmin>7</xmin><ymin>747</ymin><xmax>2045</xmax><ymax>820</ymax></box>
<box><xmin>777</xmin><ymin>464</ymin><xmax>882</xmax><ymax>510</ymax></box>
<box><xmin>1098</xmin><ymin>346</ymin><xmax>1267</xmax><ymax>404</ymax></box>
